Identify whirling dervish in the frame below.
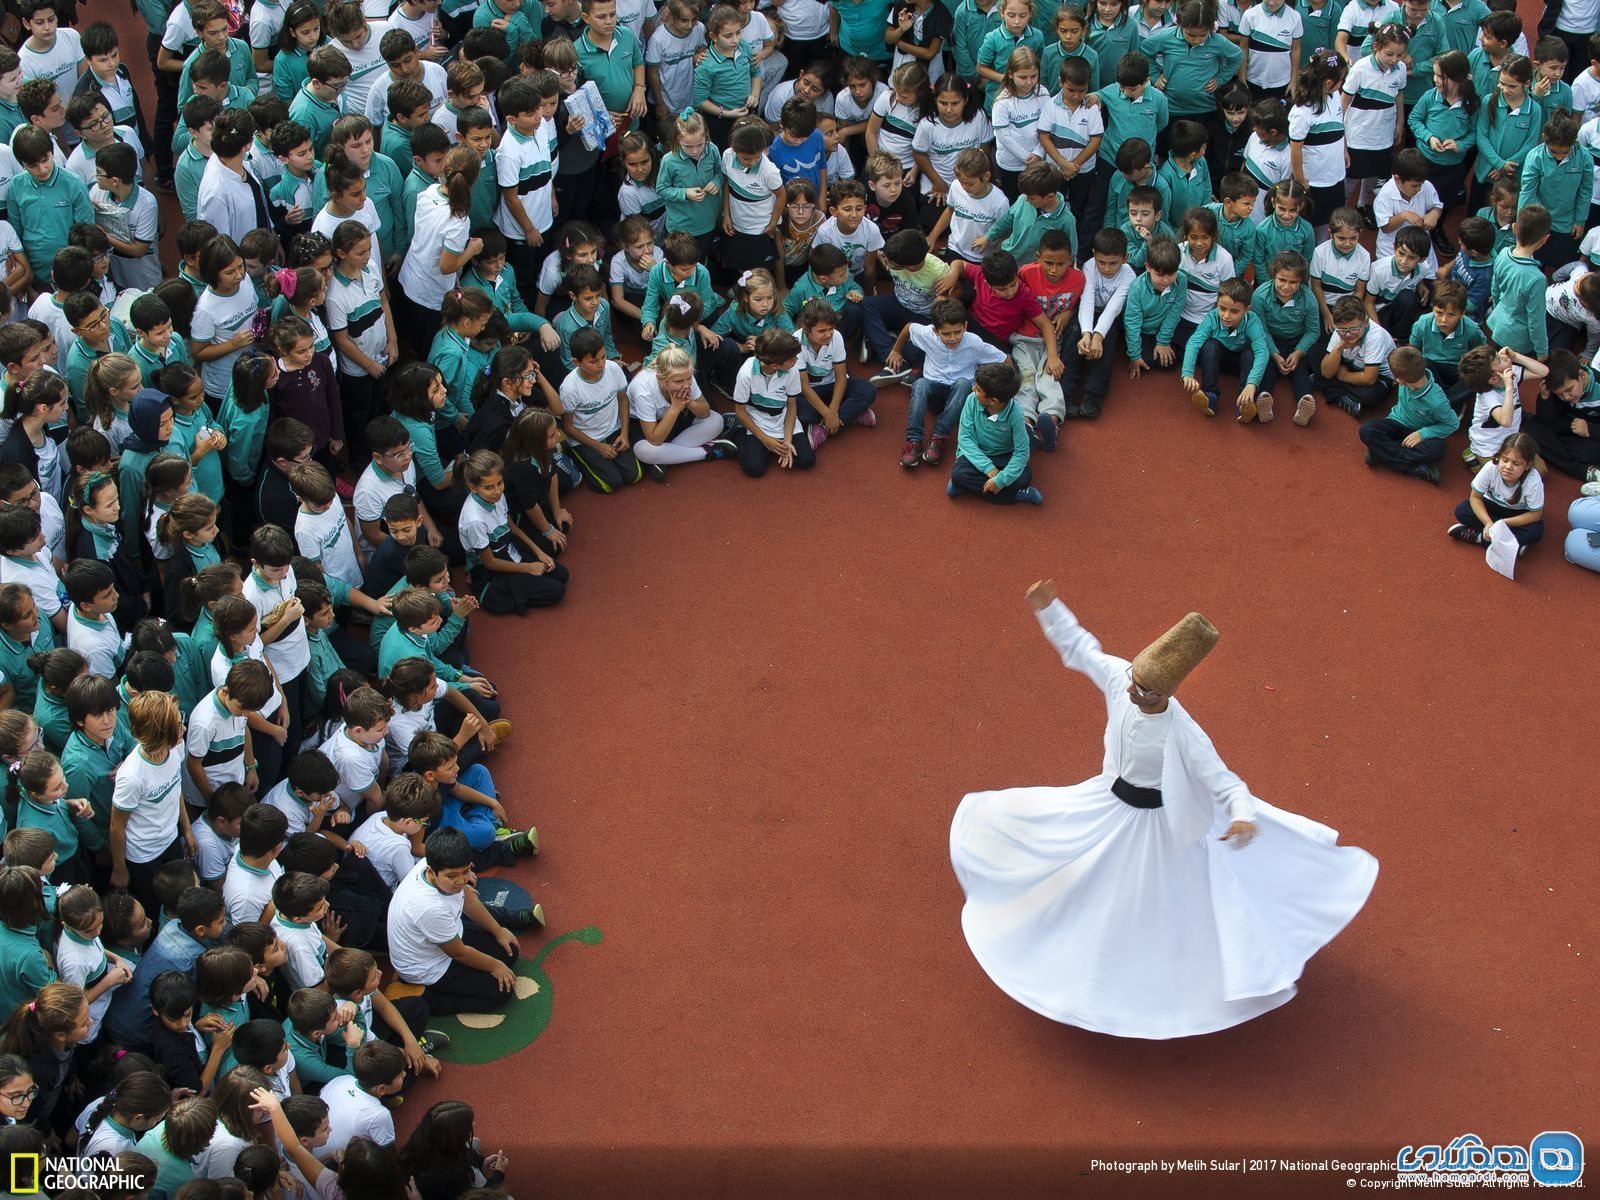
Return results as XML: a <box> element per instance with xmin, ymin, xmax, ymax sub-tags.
<box><xmin>950</xmin><ymin>580</ymin><xmax>1379</xmax><ymax>1040</ymax></box>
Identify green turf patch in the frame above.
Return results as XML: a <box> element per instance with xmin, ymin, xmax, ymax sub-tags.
<box><xmin>429</xmin><ymin>926</ymin><xmax>602</xmax><ymax>1065</ymax></box>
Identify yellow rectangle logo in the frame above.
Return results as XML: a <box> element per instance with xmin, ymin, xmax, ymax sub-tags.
<box><xmin>9</xmin><ymin>1153</ymin><xmax>40</xmax><ymax>1194</ymax></box>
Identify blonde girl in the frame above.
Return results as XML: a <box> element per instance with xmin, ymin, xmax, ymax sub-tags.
<box><xmin>711</xmin><ymin>268</ymin><xmax>789</xmax><ymax>351</ymax></box>
<box><xmin>108</xmin><ymin>691</ymin><xmax>197</xmax><ymax>912</ymax></box>
<box><xmin>618</xmin><ymin>131</ymin><xmax>667</xmax><ymax>241</ymax></box>
<box><xmin>1449</xmin><ymin>431</ymin><xmax>1545</xmax><ymax>551</ymax></box>
<box><xmin>992</xmin><ymin>47</ymin><xmax>1050</xmax><ymax>196</ymax></box>
<box><xmin>865</xmin><ymin>63</ymin><xmax>933</xmax><ymax>183</ymax></box>
<box><xmin>656</xmin><ymin>111</ymin><xmax>724</xmax><ymax>245</ymax></box>
<box><xmin>626</xmin><ymin>345</ymin><xmax>736</xmax><ymax>469</ymax></box>
<box><xmin>83</xmin><ymin>354</ymin><xmax>141</xmax><ymax>456</ymax></box>
<box><xmin>1340</xmin><ymin>23</ymin><xmax>1410</xmax><ymax>211</ymax></box>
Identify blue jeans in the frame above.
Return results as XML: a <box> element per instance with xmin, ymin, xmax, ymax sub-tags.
<box><xmin>862</xmin><ymin>295</ymin><xmax>929</xmax><ymax>362</ymax></box>
<box><xmin>1564</xmin><ymin>497</ymin><xmax>1600</xmax><ymax>573</ymax></box>
<box><xmin>437</xmin><ymin>763</ymin><xmax>499</xmax><ymax>851</ymax></box>
<box><xmin>906</xmin><ymin>376</ymin><xmax>971</xmax><ymax>441</ymax></box>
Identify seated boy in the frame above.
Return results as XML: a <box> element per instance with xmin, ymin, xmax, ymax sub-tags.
<box><xmin>1436</xmin><ymin>215</ymin><xmax>1496</xmax><ymax>323</ymax></box>
<box><xmin>1366</xmin><ymin>225</ymin><xmax>1436</xmax><ymax>338</ymax></box>
<box><xmin>271</xmin><ymin>870</ymin><xmax>342</xmax><ymax>990</ymax></box>
<box><xmin>1316</xmin><ymin>293</ymin><xmax>1397</xmax><ymax>416</ymax></box>
<box><xmin>1357</xmin><ymin>345</ymin><xmax>1457</xmax><ymax>483</ymax></box>
<box><xmin>947</xmin><ymin>361</ymin><xmax>1042</xmax><ymax>506</ymax></box>
<box><xmin>406</xmin><ymin>731</ymin><xmax>538</xmax><ymax>873</ymax></box>
<box><xmin>1119</xmin><ymin>184</ymin><xmax>1176</xmax><ymax>273</ymax></box>
<box><xmin>1181</xmin><ymin>276</ymin><xmax>1273</xmax><ymax>422</ymax></box>
<box><xmin>1123</xmin><ymin>238</ymin><xmax>1190</xmax><ymax>380</ymax></box>
<box><xmin>1407</xmin><ymin>278</ymin><xmax>1483</xmax><ymax>410</ymax></box>
<box><xmin>863</xmin><ymin>228</ymin><xmax>945</xmax><ymax>372</ymax></box>
<box><xmin>385</xmin><ymin>827</ymin><xmax>529</xmax><ymax>1014</ymax></box>
<box><xmin>886</xmin><ymin>297</ymin><xmax>1010</xmax><ymax>468</ymax></box>
<box><xmin>360</xmin><ymin>491</ymin><xmax>421</xmax><ymax>598</ymax></box>
<box><xmin>319</xmin><ymin>1041</ymin><xmax>406</xmax><ymax>1154</ymax></box>
<box><xmin>781</xmin><ymin>243</ymin><xmax>863</xmax><ymax>337</ymax></box>
<box><xmin>1063</xmin><ymin>229</ymin><xmax>1135</xmax><ymax>419</ymax></box>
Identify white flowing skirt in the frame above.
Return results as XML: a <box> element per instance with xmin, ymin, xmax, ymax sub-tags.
<box><xmin>950</xmin><ymin>775</ymin><xmax>1379</xmax><ymax>1039</ymax></box>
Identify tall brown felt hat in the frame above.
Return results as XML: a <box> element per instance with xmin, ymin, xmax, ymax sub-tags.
<box><xmin>1130</xmin><ymin>613</ymin><xmax>1219</xmax><ymax>695</ymax></box>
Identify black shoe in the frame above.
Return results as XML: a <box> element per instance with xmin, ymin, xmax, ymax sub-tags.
<box><xmin>1080</xmin><ymin>398</ymin><xmax>1102</xmax><ymax>418</ymax></box>
<box><xmin>1036</xmin><ymin>413</ymin><xmax>1059</xmax><ymax>451</ymax></box>
<box><xmin>1447</xmin><ymin>522</ymin><xmax>1483</xmax><ymax>545</ymax></box>
<box><xmin>1063</xmin><ymin>399</ymin><xmax>1083</xmax><ymax>418</ymax></box>
<box><xmin>1364</xmin><ymin>447</ymin><xmax>1377</xmax><ymax>467</ymax></box>
<box><xmin>1359</xmin><ymin>204</ymin><xmax>1378</xmax><ymax>229</ymax></box>
<box><xmin>418</xmin><ymin>1029</ymin><xmax>452</xmax><ymax>1054</ymax></box>
<box><xmin>1411</xmin><ymin>463</ymin><xmax>1441</xmax><ymax>484</ymax></box>
<box><xmin>1333</xmin><ymin>395</ymin><xmax>1361</xmax><ymax>417</ymax></box>
<box><xmin>643</xmin><ymin>461</ymin><xmax>668</xmax><ymax>483</ymax></box>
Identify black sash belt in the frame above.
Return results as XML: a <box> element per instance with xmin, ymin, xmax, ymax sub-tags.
<box><xmin>1112</xmin><ymin>777</ymin><xmax>1163</xmax><ymax>809</ymax></box>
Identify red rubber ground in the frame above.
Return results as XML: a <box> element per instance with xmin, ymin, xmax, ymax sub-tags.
<box><xmin>110</xmin><ymin>4</ymin><xmax>1595</xmax><ymax>1192</ymax></box>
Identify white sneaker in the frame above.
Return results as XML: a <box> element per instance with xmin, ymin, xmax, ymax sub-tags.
<box><xmin>1587</xmin><ymin>466</ymin><xmax>1600</xmax><ymax>484</ymax></box>
<box><xmin>1582</xmin><ymin>481</ymin><xmax>1600</xmax><ymax>497</ymax></box>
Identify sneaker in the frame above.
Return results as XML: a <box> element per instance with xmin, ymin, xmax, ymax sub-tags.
<box><xmin>643</xmin><ymin>461</ymin><xmax>668</xmax><ymax>483</ymax></box>
<box><xmin>945</xmin><ymin>478</ymin><xmax>958</xmax><ymax>498</ymax></box>
<box><xmin>1411</xmin><ymin>463</ymin><xmax>1441</xmax><ymax>484</ymax></box>
<box><xmin>1517</xmin><ymin>544</ymin><xmax>1529</xmax><ymax>558</ymax></box>
<box><xmin>1027</xmin><ymin>421</ymin><xmax>1042</xmax><ymax>448</ymax></box>
<box><xmin>1035</xmin><ymin>413</ymin><xmax>1059</xmax><ymax>451</ymax></box>
<box><xmin>1582</xmin><ymin>481</ymin><xmax>1600</xmax><ymax>497</ymax></box>
<box><xmin>1461</xmin><ymin>446</ymin><xmax>1478</xmax><ymax>466</ymax></box>
<box><xmin>1235</xmin><ymin>392</ymin><xmax>1257</xmax><ymax>423</ymax></box>
<box><xmin>1359</xmin><ymin>204</ymin><xmax>1378</xmax><ymax>229</ymax></box>
<box><xmin>1080</xmin><ymin>398</ymin><xmax>1102</xmax><ymax>418</ymax></box>
<box><xmin>705</xmin><ymin>438</ymin><xmax>738</xmax><ymax>460</ymax></box>
<box><xmin>1331</xmin><ymin>394</ymin><xmax>1361</xmax><ymax>417</ymax></box>
<box><xmin>1256</xmin><ymin>392</ymin><xmax>1274</xmax><ymax>423</ymax></box>
<box><xmin>1017</xmin><ymin>485</ymin><xmax>1044</xmax><ymax>505</ymax></box>
<box><xmin>382</xmin><ymin>1094</ymin><xmax>405</xmax><ymax>1110</ymax></box>
<box><xmin>1586</xmin><ymin>466</ymin><xmax>1600</xmax><ymax>484</ymax></box>
<box><xmin>1293</xmin><ymin>395</ymin><xmax>1315</xmax><ymax>426</ymax></box>
<box><xmin>490</xmin><ymin>719</ymin><xmax>513</xmax><ymax>744</ymax></box>
<box><xmin>1447</xmin><ymin>522</ymin><xmax>1484</xmax><ymax>544</ymax></box>
<box><xmin>1193</xmin><ymin>390</ymin><xmax>1217</xmax><ymax>417</ymax></box>
<box><xmin>418</xmin><ymin>1029</ymin><xmax>452</xmax><ymax>1054</ymax></box>
<box><xmin>721</xmin><ymin>411</ymin><xmax>740</xmax><ymax>435</ymax></box>
<box><xmin>1364</xmin><ymin>447</ymin><xmax>1378</xmax><ymax>467</ymax></box>
<box><xmin>922</xmin><ymin>435</ymin><xmax>947</xmax><ymax>465</ymax></box>
<box><xmin>500</xmin><ymin>903</ymin><xmax>545</xmax><ymax>929</ymax></box>
<box><xmin>807</xmin><ymin>423</ymin><xmax>828</xmax><ymax>452</ymax></box>
<box><xmin>497</xmin><ymin>828</ymin><xmax>538</xmax><ymax>857</ymax></box>
<box><xmin>870</xmin><ymin>365</ymin><xmax>913</xmax><ymax>386</ymax></box>
<box><xmin>334</xmin><ymin>476</ymin><xmax>356</xmax><ymax>501</ymax></box>
<box><xmin>1063</xmin><ymin>399</ymin><xmax>1083</xmax><ymax>419</ymax></box>
<box><xmin>851</xmin><ymin>407</ymin><xmax>876</xmax><ymax>428</ymax></box>
<box><xmin>899</xmin><ymin>439</ymin><xmax>922</xmax><ymax>468</ymax></box>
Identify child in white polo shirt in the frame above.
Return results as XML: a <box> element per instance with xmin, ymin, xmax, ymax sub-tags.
<box><xmin>271</xmin><ymin>870</ymin><xmax>338</xmax><ymax>991</ymax></box>
<box><xmin>63</xmin><ymin>560</ymin><xmax>127</xmax><ymax>680</ymax></box>
<box><xmin>349</xmin><ymin>772</ymin><xmax>435</xmax><ymax>891</ymax></box>
<box><xmin>242</xmin><ymin>526</ymin><xmax>312</xmax><ymax>754</ymax></box>
<box><xmin>289</xmin><ymin>462</ymin><xmax>363</xmax><ymax>589</ymax></box>
<box><xmin>185</xmin><ymin>660</ymin><xmax>274</xmax><ymax>807</ymax></box>
<box><xmin>316</xmin><ymin>687</ymin><xmax>389</xmax><ymax>818</ymax></box>
<box><xmin>318</xmin><ymin>1041</ymin><xmax>406</xmax><ymax>1155</ymax></box>
<box><xmin>558</xmin><ymin>328</ymin><xmax>640</xmax><ymax>494</ymax></box>
<box><xmin>732</xmin><ymin>328</ymin><xmax>814</xmax><ymax>477</ymax></box>
<box><xmin>263</xmin><ymin>749</ymin><xmax>348</xmax><ymax>838</ymax></box>
<box><xmin>223</xmin><ymin>803</ymin><xmax>288</xmax><ymax>926</ymax></box>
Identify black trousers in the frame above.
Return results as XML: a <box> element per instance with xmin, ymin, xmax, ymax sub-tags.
<box><xmin>570</xmin><ymin>437</ymin><xmax>642</xmax><ymax>492</ymax></box>
<box><xmin>951</xmin><ymin>452</ymin><xmax>1033</xmax><ymax>503</ymax></box>
<box><xmin>329</xmin><ymin>851</ymin><xmax>391</xmax><ymax>953</ymax></box>
<box><xmin>1316</xmin><ymin>368</ymin><xmax>1392</xmax><ymax>412</ymax></box>
<box><xmin>738</xmin><ymin>426</ymin><xmax>815</xmax><ymax>476</ymax></box>
<box><xmin>147</xmin><ymin>32</ymin><xmax>177</xmax><ymax>183</ymax></box>
<box><xmin>1359</xmin><ymin>417</ymin><xmax>1446</xmax><ymax>472</ymax></box>
<box><xmin>336</xmin><ymin>372</ymin><xmax>384</xmax><ymax>461</ymax></box>
<box><xmin>1454</xmin><ymin>497</ymin><xmax>1545</xmax><ymax>544</ymax></box>
<box><xmin>124</xmin><ymin>835</ymin><xmax>186</xmax><ymax>925</ymax></box>
<box><xmin>469</xmin><ymin>559</ymin><xmax>569</xmax><ymax>614</ymax></box>
<box><xmin>1529</xmin><ymin>400</ymin><xmax>1600</xmax><ymax>479</ymax></box>
<box><xmin>1061</xmin><ymin>315</ymin><xmax>1118</xmax><ymax>405</ymax></box>
<box><xmin>421</xmin><ymin>926</ymin><xmax>520</xmax><ymax>1015</ymax></box>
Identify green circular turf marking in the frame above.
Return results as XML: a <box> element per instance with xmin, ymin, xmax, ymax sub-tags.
<box><xmin>427</xmin><ymin>926</ymin><xmax>602</xmax><ymax>1065</ymax></box>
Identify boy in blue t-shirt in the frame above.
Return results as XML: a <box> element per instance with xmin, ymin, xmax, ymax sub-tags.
<box><xmin>766</xmin><ymin>97</ymin><xmax>826</xmax><ymax>190</ymax></box>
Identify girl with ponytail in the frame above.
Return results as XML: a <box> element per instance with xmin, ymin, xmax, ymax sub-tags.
<box><xmin>0</xmin><ymin>981</ymin><xmax>90</xmax><ymax>1129</ymax></box>
<box><xmin>465</xmin><ymin>346</ymin><xmax>559</xmax><ymax>455</ymax></box>
<box><xmin>400</xmin><ymin>144</ymin><xmax>485</xmax><ymax>349</ymax></box>
<box><xmin>83</xmin><ymin>354</ymin><xmax>142</xmax><ymax>456</ymax></box>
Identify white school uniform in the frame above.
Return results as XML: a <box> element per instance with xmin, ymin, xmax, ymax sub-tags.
<box><xmin>110</xmin><ymin>747</ymin><xmax>185</xmax><ymax>865</ymax></box>
<box><xmin>1366</xmin><ymin>254</ymin><xmax>1434</xmax><ymax>304</ymax></box>
<box><xmin>351</xmin><ymin>812</ymin><xmax>420</xmax><ymax>890</ymax></box>
<box><xmin>1470</xmin><ymin>459</ymin><xmax>1544</xmax><ymax>513</ymax></box>
<box><xmin>494</xmin><ymin>124</ymin><xmax>555</xmax><ymax>243</ymax></box>
<box><xmin>1243</xmin><ymin>134</ymin><xmax>1292</xmax><ymax>220</ymax></box>
<box><xmin>192</xmin><ymin>822</ymin><xmax>236</xmax><ymax>884</ymax></box>
<box><xmin>183</xmin><ymin>688</ymin><xmax>249</xmax><ymax>807</ymax></box>
<box><xmin>295</xmin><ymin>503</ymin><xmax>364</xmax><ymax>588</ymax></box>
<box><xmin>458</xmin><ymin>490</ymin><xmax>522</xmax><ymax>568</ymax></box>
<box><xmin>352</xmin><ymin>460</ymin><xmax>417</xmax><ymax>556</ymax></box>
<box><xmin>1238</xmin><ymin>3</ymin><xmax>1303</xmax><ymax>90</ymax></box>
<box><xmin>772</xmin><ymin>0</ymin><xmax>830</xmax><ymax>40</ymax></box>
<box><xmin>192</xmin><ymin>284</ymin><xmax>260</xmax><ymax>397</ymax></box>
<box><xmin>1310</xmin><ymin>241</ymin><xmax>1373</xmax><ymax>297</ymax></box>
<box><xmin>326</xmin><ymin>259</ymin><xmax>388</xmax><ymax>378</ymax></box>
<box><xmin>1043</xmin><ymin>95</ymin><xmax>1103</xmax><ymax>176</ymax></box>
<box><xmin>362</xmin><ymin>60</ymin><xmax>447</xmax><ymax>126</ymax></box>
<box><xmin>911</xmin><ymin>114</ymin><xmax>993</xmax><ymax>195</ymax></box>
<box><xmin>312</xmin><ymin>197</ymin><xmax>381</xmax><ymax>242</ymax></box>
<box><xmin>1326</xmin><ymin>320</ymin><xmax>1397</xmax><ymax>379</ymax></box>
<box><xmin>1467</xmin><ymin>366</ymin><xmax>1524</xmax><ymax>460</ymax></box>
<box><xmin>559</xmin><ymin>362</ymin><xmax>629</xmax><ymax>440</ymax></box>
<box><xmin>92</xmin><ymin>185</ymin><xmax>163</xmax><ymax>292</ymax></box>
<box><xmin>1178</xmin><ymin>242</ymin><xmax>1236</xmax><ymax>324</ymax></box>
<box><xmin>835</xmin><ymin>81</ymin><xmax>888</xmax><ymax>130</ymax></box>
<box><xmin>320</xmin><ymin>1071</ymin><xmax>396</xmax><ymax>1154</ymax></box>
<box><xmin>67</xmin><ymin>607</ymin><xmax>126</xmax><ymax>679</ymax></box>
<box><xmin>384</xmin><ymin>681</ymin><xmax>442</xmax><ymax>768</ymax></box>
<box><xmin>224</xmin><ymin>851</ymin><xmax>283</xmax><ymax>924</ymax></box>
<box><xmin>55</xmin><ymin>928</ymin><xmax>118</xmax><ymax>1042</ymax></box>
<box><xmin>243</xmin><ymin>565</ymin><xmax>311</xmax><ymax>683</ymax></box>
<box><xmin>274</xmin><ymin>913</ymin><xmax>327</xmax><ymax>990</ymax></box>
<box><xmin>721</xmin><ymin>149</ymin><xmax>785</xmax><ymax>236</ymax></box>
<box><xmin>810</xmin><ymin>214</ymin><xmax>884</xmax><ymax>276</ymax></box>
<box><xmin>646</xmin><ymin>24</ymin><xmax>706</xmax><ymax>115</ymax></box>
<box><xmin>762</xmin><ymin>77</ymin><xmax>837</xmax><ymax>124</ymax></box>
<box><xmin>1373</xmin><ymin>178</ymin><xmax>1442</xmax><ymax>269</ymax></box>
<box><xmin>732</xmin><ymin>358</ymin><xmax>802</xmax><ymax>439</ymax></box>
<box><xmin>1288</xmin><ymin>101</ymin><xmax>1346</xmax><ymax>189</ymax></box>
<box><xmin>870</xmin><ymin>91</ymin><xmax>921</xmax><ymax>168</ymax></box>
<box><xmin>387</xmin><ymin>858</ymin><xmax>462</xmax><ymax>985</ymax></box>
<box><xmin>1</xmin><ymin>552</ymin><xmax>66</xmax><ymax>625</ymax></box>
<box><xmin>319</xmin><ymin>725</ymin><xmax>384</xmax><ymax>813</ymax></box>
<box><xmin>609</xmin><ymin>246</ymin><xmax>663</xmax><ymax>294</ymax></box>
<box><xmin>618</xmin><ymin>176</ymin><xmax>666</xmax><ymax>241</ymax></box>
<box><xmin>1340</xmin><ymin>53</ymin><xmax>1407</xmax><ymax>152</ymax></box>
<box><xmin>399</xmin><ymin>186</ymin><xmax>469</xmax><ymax>310</ymax></box>
<box><xmin>1078</xmin><ymin>262</ymin><xmax>1136</xmax><ymax>338</ymax></box>
<box><xmin>992</xmin><ymin>88</ymin><xmax>1050</xmax><ymax>173</ymax></box>
<box><xmin>797</xmin><ymin>328</ymin><xmax>847</xmax><ymax>391</ymax></box>
<box><xmin>333</xmin><ymin>22</ymin><xmax>391</xmax><ymax>115</ymax></box>
<box><xmin>18</xmin><ymin>28</ymin><xmax>84</xmax><ymax>98</ymax></box>
<box><xmin>1547</xmin><ymin>277</ymin><xmax>1600</xmax><ymax>362</ymax></box>
<box><xmin>65</xmin><ymin>128</ymin><xmax>145</xmax><ymax>189</ymax></box>
<box><xmin>195</xmin><ymin>155</ymin><xmax>260</xmax><ymax>245</ymax></box>
<box><xmin>388</xmin><ymin>5</ymin><xmax>439</xmax><ymax>51</ymax></box>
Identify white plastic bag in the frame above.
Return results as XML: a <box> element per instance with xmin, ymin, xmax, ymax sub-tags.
<box><xmin>1485</xmin><ymin>521</ymin><xmax>1518</xmax><ymax>580</ymax></box>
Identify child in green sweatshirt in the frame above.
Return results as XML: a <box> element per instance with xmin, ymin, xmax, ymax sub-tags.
<box><xmin>948</xmin><ymin>361</ymin><xmax>1042</xmax><ymax>505</ymax></box>
<box><xmin>1357</xmin><ymin>345</ymin><xmax>1459</xmax><ymax>482</ymax></box>
<box><xmin>1181</xmin><ymin>277</ymin><xmax>1273</xmax><ymax>421</ymax></box>
<box><xmin>1485</xmin><ymin>204</ymin><xmax>1551</xmax><ymax>360</ymax></box>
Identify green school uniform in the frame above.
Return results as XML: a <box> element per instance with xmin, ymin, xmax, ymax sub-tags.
<box><xmin>472</xmin><ymin>0</ymin><xmax>536</xmax><ymax>52</ymax></box>
<box><xmin>1387</xmin><ymin>370</ymin><xmax>1457</xmax><ymax>441</ymax></box>
<box><xmin>1472</xmin><ymin>94</ymin><xmax>1543</xmax><ymax>184</ymax></box>
<box><xmin>175</xmin><ymin>145</ymin><xmax>210</xmax><ymax>221</ymax></box>
<box><xmin>574</xmin><ymin>27</ymin><xmax>645</xmax><ymax>123</ymax></box>
<box><xmin>178</xmin><ymin>38</ymin><xmax>259</xmax><ymax>107</ymax></box>
<box><xmin>310</xmin><ymin>151</ymin><xmax>405</xmax><ymax>258</ymax></box>
<box><xmin>1107</xmin><ymin>170</ymin><xmax>1173</xmax><ymax>230</ymax></box>
<box><xmin>0</xmin><ymin>924</ymin><xmax>55</xmax><ymax>1019</ymax></box>
<box><xmin>1123</xmin><ymin>272</ymin><xmax>1189</xmax><ymax>346</ymax></box>
<box><xmin>1206</xmin><ymin>203</ymin><xmax>1260</xmax><ymax>275</ymax></box>
<box><xmin>1041</xmin><ymin>42</ymin><xmax>1099</xmax><ymax>96</ymax></box>
<box><xmin>1251</xmin><ymin>279</ymin><xmax>1322</xmax><ymax>355</ymax></box>
<box><xmin>63</xmin><ymin>725</ymin><xmax>135</xmax><ymax>843</ymax></box>
<box><xmin>427</xmin><ymin>326</ymin><xmax>488</xmax><ymax>425</ymax></box>
<box><xmin>1407</xmin><ymin>90</ymin><xmax>1477</xmax><ymax>166</ymax></box>
<box><xmin>1139</xmin><ymin>28</ymin><xmax>1241</xmax><ymax>115</ymax></box>
<box><xmin>169</xmin><ymin>409</ymin><xmax>226</xmax><ymax>503</ymax></box>
<box><xmin>1408</xmin><ymin>312</ymin><xmax>1484</xmax><ymax>368</ymax></box>
<box><xmin>1180</xmin><ymin>309</ymin><xmax>1272</xmax><ymax>385</ymax></box>
<box><xmin>782</xmin><ymin>269</ymin><xmax>861</xmax><ymax>323</ymax></box>
<box><xmin>273</xmin><ymin>47</ymin><xmax>311</xmax><ymax>100</ymax></box>
<box><xmin>460</xmin><ymin>264</ymin><xmax>550</xmax><ymax>336</ymax></box>
<box><xmin>18</xmin><ymin>795</ymin><xmax>101</xmax><ymax>861</ymax></box>
<box><xmin>381</xmin><ymin>120</ymin><xmax>414</xmax><ymax>173</ymax></box>
<box><xmin>7</xmin><ymin>166</ymin><xmax>95</xmax><ymax>286</ymax></box>
<box><xmin>130</xmin><ymin>336</ymin><xmax>194</xmax><ymax>388</ymax></box>
<box><xmin>641</xmin><ymin>261</ymin><xmax>718</xmax><ymax>330</ymax></box>
<box><xmin>955</xmin><ymin>394</ymin><xmax>1030</xmax><ymax>486</ymax></box>
<box><xmin>1485</xmin><ymin>249</ymin><xmax>1548</xmax><ymax>358</ymax></box>
<box><xmin>1086</xmin><ymin>12</ymin><xmax>1138</xmax><ymax>88</ymax></box>
<box><xmin>1093</xmin><ymin>82</ymin><xmax>1171</xmax><ymax>164</ymax></box>
<box><xmin>989</xmin><ymin>193</ymin><xmax>1080</xmax><ymax>261</ymax></box>
<box><xmin>398</xmin><ymin>165</ymin><xmax>437</xmax><ymax>254</ymax></box>
<box><xmin>1118</xmin><ymin>218</ymin><xmax>1177</xmax><ymax>270</ymax></box>
<box><xmin>216</xmin><ymin>387</ymin><xmax>270</xmax><ymax>486</ymax></box>
<box><xmin>396</xmin><ymin>413</ymin><xmax>451</xmax><ymax>490</ymax></box>
<box><xmin>553</xmin><ymin>302</ymin><xmax>620</xmax><ymax>370</ymax></box>
<box><xmin>1157</xmin><ymin>158</ymin><xmax>1212</xmax><ymax>226</ymax></box>
<box><xmin>1253</xmin><ymin>214</ymin><xmax>1315</xmax><ymax>284</ymax></box>
<box><xmin>691</xmin><ymin>45</ymin><xmax>758</xmax><ymax>110</ymax></box>
<box><xmin>469</xmin><ymin>147</ymin><xmax>499</xmax><ymax>231</ymax></box>
<box><xmin>1435</xmin><ymin>0</ymin><xmax>1486</xmax><ymax>54</ymax></box>
<box><xmin>1520</xmin><ymin>142</ymin><xmax>1595</xmax><ymax>232</ymax></box>
<box><xmin>288</xmin><ymin>84</ymin><xmax>341</xmax><ymax>157</ymax></box>
<box><xmin>0</xmin><ymin>623</ymin><xmax>53</xmax><ymax>714</ymax></box>
<box><xmin>953</xmin><ymin>0</ymin><xmax>1004</xmax><ymax>79</ymax></box>
<box><xmin>1400</xmin><ymin>13</ymin><xmax>1445</xmax><ymax>105</ymax></box>
<box><xmin>655</xmin><ymin>143</ymin><xmax>723</xmax><ymax>237</ymax></box>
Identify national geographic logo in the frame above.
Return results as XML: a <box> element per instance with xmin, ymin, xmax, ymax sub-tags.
<box><xmin>9</xmin><ymin>1152</ymin><xmax>151</xmax><ymax>1193</ymax></box>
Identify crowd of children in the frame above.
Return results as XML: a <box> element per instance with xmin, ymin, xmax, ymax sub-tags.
<box><xmin>0</xmin><ymin>0</ymin><xmax>1596</xmax><ymax>1191</ymax></box>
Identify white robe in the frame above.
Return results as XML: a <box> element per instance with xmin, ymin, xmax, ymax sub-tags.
<box><xmin>950</xmin><ymin>600</ymin><xmax>1379</xmax><ymax>1039</ymax></box>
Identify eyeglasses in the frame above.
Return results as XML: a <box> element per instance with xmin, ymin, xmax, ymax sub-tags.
<box><xmin>76</xmin><ymin>311</ymin><xmax>111</xmax><ymax>332</ymax></box>
<box><xmin>1125</xmin><ymin>666</ymin><xmax>1161</xmax><ymax>703</ymax></box>
<box><xmin>380</xmin><ymin>443</ymin><xmax>414</xmax><ymax>459</ymax></box>
<box><xmin>326</xmin><ymin>78</ymin><xmax>349</xmax><ymax>90</ymax></box>
<box><xmin>1334</xmin><ymin>324</ymin><xmax>1364</xmax><ymax>336</ymax></box>
<box><xmin>80</xmin><ymin>114</ymin><xmax>113</xmax><ymax>133</ymax></box>
<box><xmin>519</xmin><ymin>371</ymin><xmax>540</xmax><ymax>382</ymax></box>
<box><xmin>0</xmin><ymin>1086</ymin><xmax>38</xmax><ymax>1105</ymax></box>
